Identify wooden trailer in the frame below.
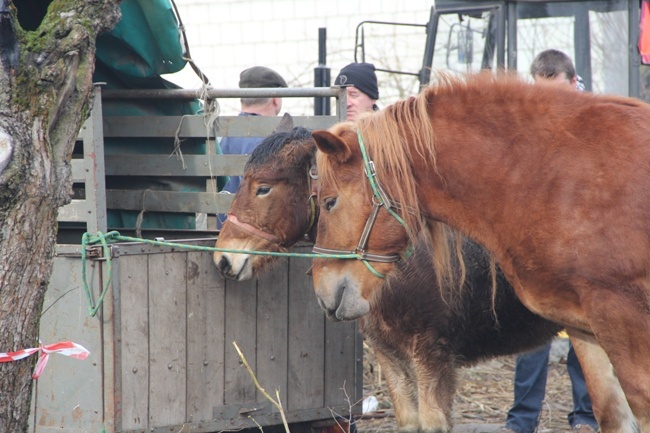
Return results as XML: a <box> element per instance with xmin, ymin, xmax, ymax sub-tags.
<box><xmin>29</xmin><ymin>87</ymin><xmax>363</xmax><ymax>433</ymax></box>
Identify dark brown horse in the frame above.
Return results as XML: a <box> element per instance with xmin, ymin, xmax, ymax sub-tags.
<box><xmin>310</xmin><ymin>72</ymin><xmax>649</xmax><ymax>432</ymax></box>
<box><xmin>214</xmin><ymin>121</ymin><xmax>567</xmax><ymax>432</ymax></box>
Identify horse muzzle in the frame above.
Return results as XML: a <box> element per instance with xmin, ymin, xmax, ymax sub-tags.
<box><xmin>314</xmin><ymin>275</ymin><xmax>370</xmax><ymax>321</ymax></box>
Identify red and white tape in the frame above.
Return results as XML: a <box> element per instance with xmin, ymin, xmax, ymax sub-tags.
<box><xmin>0</xmin><ymin>341</ymin><xmax>90</xmax><ymax>379</ymax></box>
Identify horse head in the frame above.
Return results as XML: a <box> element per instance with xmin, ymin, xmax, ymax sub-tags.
<box><xmin>310</xmin><ymin>122</ymin><xmax>412</xmax><ymax>320</ymax></box>
<box><xmin>213</xmin><ymin>114</ymin><xmax>317</xmax><ymax>280</ymax></box>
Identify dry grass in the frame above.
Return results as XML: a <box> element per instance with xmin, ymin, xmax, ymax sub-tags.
<box><xmin>355</xmin><ymin>340</ymin><xmax>575</xmax><ymax>433</ymax></box>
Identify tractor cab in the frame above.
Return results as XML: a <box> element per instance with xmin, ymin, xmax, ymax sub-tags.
<box><xmin>354</xmin><ymin>0</ymin><xmax>640</xmax><ymax>97</ymax></box>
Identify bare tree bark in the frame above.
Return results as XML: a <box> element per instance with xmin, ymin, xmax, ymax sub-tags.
<box><xmin>0</xmin><ymin>1</ymin><xmax>121</xmax><ymax>431</ymax></box>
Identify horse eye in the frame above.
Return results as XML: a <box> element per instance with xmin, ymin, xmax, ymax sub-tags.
<box><xmin>256</xmin><ymin>186</ymin><xmax>271</xmax><ymax>196</ymax></box>
<box><xmin>324</xmin><ymin>197</ymin><xmax>337</xmax><ymax>211</ymax></box>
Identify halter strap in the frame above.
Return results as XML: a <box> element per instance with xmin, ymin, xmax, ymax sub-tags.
<box><xmin>311</xmin><ymin>198</ymin><xmax>400</xmax><ymax>264</ymax></box>
<box><xmin>306</xmin><ymin>165</ymin><xmax>318</xmax><ymax>234</ymax></box>
<box><xmin>312</xmin><ymin>130</ymin><xmax>408</xmax><ymax>278</ymax></box>
<box><xmin>226</xmin><ymin>214</ymin><xmax>280</xmax><ymax>243</ymax></box>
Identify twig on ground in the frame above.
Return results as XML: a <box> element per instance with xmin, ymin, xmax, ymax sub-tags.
<box><xmin>233</xmin><ymin>341</ymin><xmax>291</xmax><ymax>433</ymax></box>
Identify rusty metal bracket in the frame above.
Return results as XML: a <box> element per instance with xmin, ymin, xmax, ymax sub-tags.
<box><xmin>85</xmin><ymin>244</ymin><xmax>118</xmax><ymax>260</ymax></box>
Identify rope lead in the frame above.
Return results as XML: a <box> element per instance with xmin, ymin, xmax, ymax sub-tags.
<box><xmin>79</xmin><ymin>231</ymin><xmax>375</xmax><ymax>316</ymax></box>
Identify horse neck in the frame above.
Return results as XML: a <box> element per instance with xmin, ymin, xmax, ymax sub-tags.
<box><xmin>403</xmin><ymin>99</ymin><xmax>518</xmax><ymax>263</ymax></box>
<box><xmin>415</xmin><ymin>118</ymin><xmax>526</xmax><ymax>273</ymax></box>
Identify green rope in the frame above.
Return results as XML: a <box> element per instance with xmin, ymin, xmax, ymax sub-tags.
<box><xmin>83</xmin><ymin>231</ymin><xmax>360</xmax><ymax>258</ymax></box>
<box><xmin>357</xmin><ymin>131</ymin><xmax>406</xmax><ymax>226</ymax></box>
<box><xmin>357</xmin><ymin>130</ymin><xmax>414</xmax><ymax>270</ymax></box>
<box><xmin>81</xmin><ymin>232</ymin><xmax>114</xmax><ymax>317</ymax></box>
<box><xmin>80</xmin><ymin>230</ymin><xmax>376</xmax><ymax>316</ymax></box>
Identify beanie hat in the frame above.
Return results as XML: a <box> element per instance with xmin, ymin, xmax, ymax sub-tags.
<box><xmin>334</xmin><ymin>62</ymin><xmax>379</xmax><ymax>100</ymax></box>
<box><xmin>239</xmin><ymin>66</ymin><xmax>288</xmax><ymax>88</ymax></box>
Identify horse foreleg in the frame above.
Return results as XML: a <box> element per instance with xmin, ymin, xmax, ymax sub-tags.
<box><xmin>579</xmin><ymin>285</ymin><xmax>650</xmax><ymax>433</ymax></box>
<box><xmin>567</xmin><ymin>328</ymin><xmax>636</xmax><ymax>433</ymax></box>
<box><xmin>373</xmin><ymin>350</ymin><xmax>421</xmax><ymax>433</ymax></box>
<box><xmin>414</xmin><ymin>354</ymin><xmax>455</xmax><ymax>433</ymax></box>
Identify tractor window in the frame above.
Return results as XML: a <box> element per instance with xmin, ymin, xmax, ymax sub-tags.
<box><xmin>516</xmin><ymin>2</ymin><xmax>629</xmax><ymax>95</ymax></box>
<box><xmin>436</xmin><ymin>12</ymin><xmax>496</xmax><ymax>75</ymax></box>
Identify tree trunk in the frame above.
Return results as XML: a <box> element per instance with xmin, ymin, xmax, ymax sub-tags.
<box><xmin>0</xmin><ymin>1</ymin><xmax>121</xmax><ymax>431</ymax></box>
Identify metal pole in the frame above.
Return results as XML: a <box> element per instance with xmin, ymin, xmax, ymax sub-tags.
<box><xmin>629</xmin><ymin>0</ymin><xmax>641</xmax><ymax>98</ymax></box>
<box><xmin>314</xmin><ymin>27</ymin><xmax>331</xmax><ymax>115</ymax></box>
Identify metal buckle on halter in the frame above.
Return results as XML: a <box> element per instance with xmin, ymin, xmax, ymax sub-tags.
<box><xmin>364</xmin><ymin>160</ymin><xmax>377</xmax><ymax>178</ymax></box>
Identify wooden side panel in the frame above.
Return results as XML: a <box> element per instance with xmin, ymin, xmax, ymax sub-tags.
<box><xmin>255</xmin><ymin>259</ymin><xmax>289</xmax><ymax>404</ymax></box>
<box><xmin>223</xmin><ymin>277</ymin><xmax>257</xmax><ymax>404</ymax></box>
<box><xmin>186</xmin><ymin>251</ymin><xmax>226</xmax><ymax>420</ymax></box>
<box><xmin>148</xmin><ymin>253</ymin><xmax>187</xmax><ymax>426</ymax></box>
<box><xmin>31</xmin><ymin>257</ymin><xmax>105</xmax><ymax>433</ymax></box>
<box><xmin>38</xmin><ymin>241</ymin><xmax>361</xmax><ymax>433</ymax></box>
<box><xmin>324</xmin><ymin>320</ymin><xmax>359</xmax><ymax>408</ymax></box>
<box><xmin>117</xmin><ymin>254</ymin><xmax>150</xmax><ymax>431</ymax></box>
<box><xmin>286</xmin><ymin>247</ymin><xmax>326</xmax><ymax>411</ymax></box>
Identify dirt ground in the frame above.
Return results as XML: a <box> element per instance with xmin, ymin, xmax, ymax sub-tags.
<box><xmin>354</xmin><ymin>339</ymin><xmax>576</xmax><ymax>433</ymax></box>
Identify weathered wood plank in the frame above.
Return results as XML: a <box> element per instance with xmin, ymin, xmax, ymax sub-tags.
<box><xmin>286</xmin><ymin>246</ymin><xmax>325</xmax><ymax>411</ymax></box>
<box><xmin>71</xmin><ymin>158</ymin><xmax>86</xmax><ymax>182</ymax></box>
<box><xmin>31</xmin><ymin>257</ymin><xmax>105</xmax><ymax>432</ymax></box>
<box><xmin>105</xmin><ymin>189</ymin><xmax>234</xmax><ymax>214</ymax></box>
<box><xmin>255</xmin><ymin>258</ymin><xmax>289</xmax><ymax>404</ymax></box>
<box><xmin>186</xmin><ymin>251</ymin><xmax>226</xmax><ymax>420</ymax></box>
<box><xmin>324</xmin><ymin>319</ymin><xmax>360</xmax><ymax>408</ymax></box>
<box><xmin>103</xmin><ymin>115</ymin><xmax>337</xmax><ymax>138</ymax></box>
<box><xmin>223</xmin><ymin>277</ymin><xmax>258</xmax><ymax>405</ymax></box>
<box><xmin>117</xmin><ymin>254</ymin><xmax>149</xmax><ymax>431</ymax></box>
<box><xmin>57</xmin><ymin>200</ymin><xmax>89</xmax><ymax>222</ymax></box>
<box><xmin>148</xmin><ymin>253</ymin><xmax>187</xmax><ymax>426</ymax></box>
<box><xmin>104</xmin><ymin>154</ymin><xmax>248</xmax><ymax>177</ymax></box>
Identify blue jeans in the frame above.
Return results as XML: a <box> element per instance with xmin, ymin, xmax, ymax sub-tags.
<box><xmin>504</xmin><ymin>341</ymin><xmax>598</xmax><ymax>433</ymax></box>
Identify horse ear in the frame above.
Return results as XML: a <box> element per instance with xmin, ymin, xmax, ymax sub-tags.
<box><xmin>312</xmin><ymin>130</ymin><xmax>352</xmax><ymax>162</ymax></box>
<box><xmin>273</xmin><ymin>112</ymin><xmax>294</xmax><ymax>133</ymax></box>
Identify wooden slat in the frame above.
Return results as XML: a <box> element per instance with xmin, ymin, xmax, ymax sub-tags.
<box><xmin>324</xmin><ymin>320</ymin><xmax>359</xmax><ymax>408</ymax></box>
<box><xmin>118</xmin><ymin>254</ymin><xmax>150</xmax><ymax>431</ymax></box>
<box><xmin>223</xmin><ymin>277</ymin><xmax>257</xmax><ymax>404</ymax></box>
<box><xmin>104</xmin><ymin>154</ymin><xmax>248</xmax><ymax>177</ymax></box>
<box><xmin>255</xmin><ymin>257</ymin><xmax>289</xmax><ymax>403</ymax></box>
<box><xmin>58</xmin><ymin>200</ymin><xmax>89</xmax><ymax>222</ymax></box>
<box><xmin>148</xmin><ymin>253</ymin><xmax>187</xmax><ymax>426</ymax></box>
<box><xmin>71</xmin><ymin>159</ymin><xmax>86</xmax><ymax>182</ymax></box>
<box><xmin>32</xmin><ymin>257</ymin><xmax>105</xmax><ymax>431</ymax></box>
<box><xmin>105</xmin><ymin>189</ymin><xmax>234</xmax><ymax>214</ymax></box>
<box><xmin>186</xmin><ymin>251</ymin><xmax>226</xmax><ymax>420</ymax></box>
<box><xmin>103</xmin><ymin>115</ymin><xmax>338</xmax><ymax>138</ymax></box>
<box><xmin>286</xmin><ymin>246</ymin><xmax>325</xmax><ymax>411</ymax></box>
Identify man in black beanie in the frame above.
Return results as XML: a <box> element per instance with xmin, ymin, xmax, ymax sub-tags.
<box><xmin>334</xmin><ymin>62</ymin><xmax>379</xmax><ymax>121</ymax></box>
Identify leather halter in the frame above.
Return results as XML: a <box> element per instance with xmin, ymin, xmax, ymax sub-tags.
<box><xmin>312</xmin><ymin>130</ymin><xmax>405</xmax><ymax>275</ymax></box>
<box><xmin>226</xmin><ymin>214</ymin><xmax>280</xmax><ymax>243</ymax></box>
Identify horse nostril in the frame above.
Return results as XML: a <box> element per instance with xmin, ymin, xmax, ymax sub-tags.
<box><xmin>218</xmin><ymin>256</ymin><xmax>231</xmax><ymax>275</ymax></box>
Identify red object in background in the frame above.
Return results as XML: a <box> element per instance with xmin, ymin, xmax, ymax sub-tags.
<box><xmin>640</xmin><ymin>0</ymin><xmax>650</xmax><ymax>64</ymax></box>
<box><xmin>318</xmin><ymin>419</ymin><xmax>351</xmax><ymax>433</ymax></box>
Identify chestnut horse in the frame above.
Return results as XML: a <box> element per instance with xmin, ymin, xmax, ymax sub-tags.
<box><xmin>310</xmin><ymin>72</ymin><xmax>649</xmax><ymax>432</ymax></box>
<box><xmin>214</xmin><ymin>119</ymin><xmax>568</xmax><ymax>432</ymax></box>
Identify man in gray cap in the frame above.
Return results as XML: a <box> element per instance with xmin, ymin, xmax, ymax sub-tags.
<box><xmin>217</xmin><ymin>66</ymin><xmax>287</xmax><ymax>227</ymax></box>
<box><xmin>334</xmin><ymin>62</ymin><xmax>379</xmax><ymax>121</ymax></box>
<box><xmin>219</xmin><ymin>66</ymin><xmax>287</xmax><ymax>193</ymax></box>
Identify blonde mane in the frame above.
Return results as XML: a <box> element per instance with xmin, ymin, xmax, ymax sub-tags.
<box><xmin>353</xmin><ymin>74</ymin><xmax>474</xmax><ymax>291</ymax></box>
<box><xmin>352</xmin><ymin>70</ymin><xmax>601</xmax><ymax>304</ymax></box>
